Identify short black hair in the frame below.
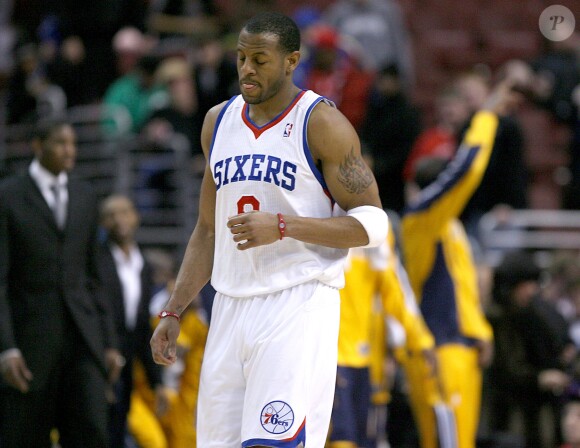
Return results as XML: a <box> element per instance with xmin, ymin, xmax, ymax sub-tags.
<box><xmin>31</xmin><ymin>117</ymin><xmax>71</xmax><ymax>142</ymax></box>
<box><xmin>243</xmin><ymin>12</ymin><xmax>301</xmax><ymax>54</ymax></box>
<box><xmin>494</xmin><ymin>250</ymin><xmax>541</xmax><ymax>288</ymax></box>
<box><xmin>379</xmin><ymin>63</ymin><xmax>400</xmax><ymax>78</ymax></box>
<box><xmin>492</xmin><ymin>250</ymin><xmax>541</xmax><ymax>305</ymax></box>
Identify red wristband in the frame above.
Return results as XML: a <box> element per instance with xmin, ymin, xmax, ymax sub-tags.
<box><xmin>158</xmin><ymin>310</ymin><xmax>180</xmax><ymax>321</ymax></box>
<box><xmin>277</xmin><ymin>213</ymin><xmax>286</xmax><ymax>240</ymax></box>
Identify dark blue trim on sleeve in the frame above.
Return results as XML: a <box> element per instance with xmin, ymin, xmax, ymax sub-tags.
<box><xmin>302</xmin><ymin>97</ymin><xmax>328</xmax><ymax>192</ymax></box>
<box><xmin>209</xmin><ymin>95</ymin><xmax>238</xmax><ymax>164</ymax></box>
<box><xmin>403</xmin><ymin>144</ymin><xmax>481</xmax><ymax>215</ymax></box>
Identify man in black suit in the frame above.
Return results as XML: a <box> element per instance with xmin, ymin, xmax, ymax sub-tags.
<box><xmin>97</xmin><ymin>194</ymin><xmax>169</xmax><ymax>447</ymax></box>
<box><xmin>0</xmin><ymin>119</ymin><xmax>123</xmax><ymax>447</ymax></box>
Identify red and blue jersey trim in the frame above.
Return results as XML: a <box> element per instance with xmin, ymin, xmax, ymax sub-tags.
<box><xmin>242</xmin><ymin>419</ymin><xmax>306</xmax><ymax>447</ymax></box>
<box><xmin>242</xmin><ymin>90</ymin><xmax>307</xmax><ymax>139</ymax></box>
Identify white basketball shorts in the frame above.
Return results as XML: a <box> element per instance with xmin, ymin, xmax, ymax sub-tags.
<box><xmin>197</xmin><ymin>280</ymin><xmax>340</xmax><ymax>447</ymax></box>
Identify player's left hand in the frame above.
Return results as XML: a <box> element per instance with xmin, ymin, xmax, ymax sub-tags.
<box><xmin>150</xmin><ymin>318</ymin><xmax>180</xmax><ymax>365</ymax></box>
<box><xmin>227</xmin><ymin>211</ymin><xmax>281</xmax><ymax>250</ymax></box>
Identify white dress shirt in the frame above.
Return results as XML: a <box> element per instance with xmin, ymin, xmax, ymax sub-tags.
<box><xmin>29</xmin><ymin>159</ymin><xmax>68</xmax><ymax>212</ymax></box>
<box><xmin>110</xmin><ymin>243</ymin><xmax>144</xmax><ymax>331</ymax></box>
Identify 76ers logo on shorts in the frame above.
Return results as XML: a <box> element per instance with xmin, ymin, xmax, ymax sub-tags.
<box><xmin>260</xmin><ymin>400</ymin><xmax>294</xmax><ymax>434</ymax></box>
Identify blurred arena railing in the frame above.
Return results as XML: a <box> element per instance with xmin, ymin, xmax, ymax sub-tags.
<box><xmin>478</xmin><ymin>208</ymin><xmax>580</xmax><ymax>266</ymax></box>
<box><xmin>125</xmin><ymin>132</ymin><xmax>200</xmax><ymax>255</ymax></box>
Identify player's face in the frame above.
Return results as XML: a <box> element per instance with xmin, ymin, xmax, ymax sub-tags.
<box><xmin>237</xmin><ymin>30</ymin><xmax>289</xmax><ymax>105</ymax></box>
<box><xmin>36</xmin><ymin>124</ymin><xmax>77</xmax><ymax>175</ymax></box>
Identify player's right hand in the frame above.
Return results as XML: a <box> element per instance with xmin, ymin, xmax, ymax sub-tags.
<box><xmin>150</xmin><ymin>318</ymin><xmax>180</xmax><ymax>365</ymax></box>
<box><xmin>227</xmin><ymin>211</ymin><xmax>281</xmax><ymax>250</ymax></box>
<box><xmin>0</xmin><ymin>354</ymin><xmax>33</xmax><ymax>393</ymax></box>
<box><xmin>482</xmin><ymin>78</ymin><xmax>524</xmax><ymax>116</ymax></box>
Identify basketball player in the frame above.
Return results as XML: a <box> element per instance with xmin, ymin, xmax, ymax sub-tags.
<box><xmin>400</xmin><ymin>79</ymin><xmax>522</xmax><ymax>448</ymax></box>
<box><xmin>150</xmin><ymin>11</ymin><xmax>388</xmax><ymax>448</ymax></box>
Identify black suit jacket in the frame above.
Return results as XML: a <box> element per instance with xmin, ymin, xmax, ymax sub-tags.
<box><xmin>96</xmin><ymin>243</ymin><xmax>162</xmax><ymax>389</ymax></box>
<box><xmin>0</xmin><ymin>173</ymin><xmax>115</xmax><ymax>390</ymax></box>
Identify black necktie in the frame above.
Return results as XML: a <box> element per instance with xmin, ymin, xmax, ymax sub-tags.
<box><xmin>51</xmin><ymin>183</ymin><xmax>66</xmax><ymax>229</ymax></box>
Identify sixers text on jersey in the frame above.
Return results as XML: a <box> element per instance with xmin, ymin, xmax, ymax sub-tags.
<box><xmin>213</xmin><ymin>154</ymin><xmax>297</xmax><ymax>191</ymax></box>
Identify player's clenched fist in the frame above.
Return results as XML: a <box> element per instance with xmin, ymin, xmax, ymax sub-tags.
<box><xmin>150</xmin><ymin>318</ymin><xmax>180</xmax><ymax>365</ymax></box>
<box><xmin>227</xmin><ymin>211</ymin><xmax>281</xmax><ymax>250</ymax></box>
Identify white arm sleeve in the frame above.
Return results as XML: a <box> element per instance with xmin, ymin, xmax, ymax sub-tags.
<box><xmin>346</xmin><ymin>205</ymin><xmax>389</xmax><ymax>248</ymax></box>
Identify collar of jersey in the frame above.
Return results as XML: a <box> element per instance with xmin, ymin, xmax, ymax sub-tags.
<box><xmin>242</xmin><ymin>89</ymin><xmax>306</xmax><ymax>139</ymax></box>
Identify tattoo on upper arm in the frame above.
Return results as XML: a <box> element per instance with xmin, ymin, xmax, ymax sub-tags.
<box><xmin>337</xmin><ymin>147</ymin><xmax>373</xmax><ymax>194</ymax></box>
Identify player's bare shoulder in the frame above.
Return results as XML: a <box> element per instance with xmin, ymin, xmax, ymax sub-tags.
<box><xmin>306</xmin><ymin>100</ymin><xmax>360</xmax><ymax>163</ymax></box>
<box><xmin>307</xmin><ymin>98</ymin><xmax>375</xmax><ymax>196</ymax></box>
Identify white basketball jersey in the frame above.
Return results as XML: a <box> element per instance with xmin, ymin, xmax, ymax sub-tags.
<box><xmin>209</xmin><ymin>90</ymin><xmax>348</xmax><ymax>297</ymax></box>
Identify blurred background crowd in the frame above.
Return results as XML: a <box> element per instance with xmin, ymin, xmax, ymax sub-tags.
<box><xmin>0</xmin><ymin>0</ymin><xmax>580</xmax><ymax>447</ymax></box>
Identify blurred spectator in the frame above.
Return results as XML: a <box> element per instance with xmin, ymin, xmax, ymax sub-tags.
<box><xmin>97</xmin><ymin>194</ymin><xmax>170</xmax><ymax>448</ymax></box>
<box><xmin>302</xmin><ymin>24</ymin><xmax>344</xmax><ymax>100</ymax></box>
<box><xmin>303</xmin><ymin>24</ymin><xmax>374</xmax><ymax>130</ymax></box>
<box><xmin>32</xmin><ymin>76</ymin><xmax>67</xmax><ymax>120</ymax></box>
<box><xmin>46</xmin><ymin>36</ymin><xmax>92</xmax><ymax>107</ymax></box>
<box><xmin>291</xmin><ymin>5</ymin><xmax>323</xmax><ymax>89</ymax></box>
<box><xmin>488</xmin><ymin>250</ymin><xmax>575</xmax><ymax>448</ymax></box>
<box><xmin>135</xmin><ymin>57</ymin><xmax>203</xmax><ymax>216</ymax></box>
<box><xmin>112</xmin><ymin>27</ymin><xmax>153</xmax><ymax>78</ymax></box>
<box><xmin>5</xmin><ymin>43</ymin><xmax>41</xmax><ymax>123</ymax></box>
<box><xmin>54</xmin><ymin>0</ymin><xmax>149</xmax><ymax>99</ymax></box>
<box><xmin>137</xmin><ymin>56</ymin><xmax>204</xmax><ymax>216</ymax></box>
<box><xmin>103</xmin><ymin>54</ymin><xmax>169</xmax><ymax>134</ymax></box>
<box><xmin>403</xmin><ymin>85</ymin><xmax>470</xmax><ymax>182</ymax></box>
<box><xmin>193</xmin><ymin>34</ymin><xmax>239</xmax><ymax>130</ymax></box>
<box><xmin>455</xmin><ymin>70</ymin><xmax>528</xmax><ymax>240</ymax></box>
<box><xmin>6</xmin><ymin>42</ymin><xmax>66</xmax><ymax>124</ymax></box>
<box><xmin>145</xmin><ymin>56</ymin><xmax>204</xmax><ymax>171</ymax></box>
<box><xmin>322</xmin><ymin>0</ymin><xmax>414</xmax><ymax>92</ymax></box>
<box><xmin>0</xmin><ymin>118</ymin><xmax>118</xmax><ymax>447</ymax></box>
<box><xmin>530</xmin><ymin>33</ymin><xmax>580</xmax><ymax>127</ymax></box>
<box><xmin>36</xmin><ymin>14</ymin><xmax>61</xmax><ymax>66</ymax></box>
<box><xmin>360</xmin><ymin>63</ymin><xmax>421</xmax><ymax>213</ymax></box>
